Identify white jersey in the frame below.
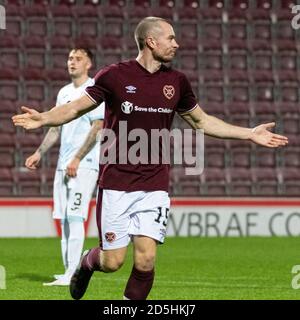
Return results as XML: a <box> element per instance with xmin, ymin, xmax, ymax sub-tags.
<box><xmin>55</xmin><ymin>78</ymin><xmax>104</xmax><ymax>171</ymax></box>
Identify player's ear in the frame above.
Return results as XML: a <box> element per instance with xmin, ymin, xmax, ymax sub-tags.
<box><xmin>146</xmin><ymin>36</ymin><xmax>156</xmax><ymax>49</ymax></box>
<box><xmin>86</xmin><ymin>59</ymin><xmax>92</xmax><ymax>70</ymax></box>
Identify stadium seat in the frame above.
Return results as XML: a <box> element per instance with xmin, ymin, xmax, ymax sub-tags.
<box><xmin>46</xmin><ymin>68</ymin><xmax>69</xmax><ymax>82</ymax></box>
<box><xmin>252</xmin><ymin>168</ymin><xmax>279</xmax><ymax>195</ymax></box>
<box><xmin>49</xmin><ymin>49</ymin><xmax>69</xmax><ymax>69</ymax></box>
<box><xmin>228</xmin><ymin>84</ymin><xmax>250</xmax><ymax>103</ymax></box>
<box><xmin>50</xmin><ymin>4</ymin><xmax>74</xmax><ymax>37</ymax></box>
<box><xmin>202</xmin><ymin>23</ymin><xmax>223</xmax><ymax>40</ymax></box>
<box><xmin>0</xmin><ymin>168</ymin><xmax>16</xmax><ymax>196</ymax></box>
<box><xmin>41</xmin><ymin>168</ymin><xmax>56</xmax><ymax>196</ymax></box>
<box><xmin>173</xmin><ymin>171</ymin><xmax>202</xmax><ymax>196</ymax></box>
<box><xmin>227</xmin><ymin>167</ymin><xmax>253</xmax><ymax>195</ymax></box>
<box><xmin>204</xmin><ymin>84</ymin><xmax>225</xmax><ymax>103</ymax></box>
<box><xmin>23</xmin><ymin>50</ymin><xmax>47</xmax><ymax>69</ymax></box>
<box><xmin>0</xmin><ymin>80</ymin><xmax>20</xmax><ymax>102</ymax></box>
<box><xmin>227</xmin><ymin>102</ymin><xmax>252</xmax><ymax>127</ymax></box>
<box><xmin>72</xmin><ymin>5</ymin><xmax>99</xmax><ymax>38</ymax></box>
<box><xmin>275</xmin><ymin>52</ymin><xmax>297</xmax><ymax>71</ymax></box>
<box><xmin>24</xmin><ymin>5</ymin><xmax>48</xmax><ymax>37</ymax></box>
<box><xmin>230</xmin><ymin>24</ymin><xmax>248</xmax><ymax>42</ymax></box>
<box><xmin>1</xmin><ymin>100</ymin><xmax>16</xmax><ymax>114</ymax></box>
<box><xmin>282</xmin><ymin>135</ymin><xmax>300</xmax><ymax>168</ymax></box>
<box><xmin>249</xmin><ymin>9</ymin><xmax>272</xmax><ymax>42</ymax></box>
<box><xmin>206</xmin><ymin>1</ymin><xmax>224</xmax><ymax>10</ymax></box>
<box><xmin>49</xmin><ymin>36</ymin><xmax>73</xmax><ymax>49</ymax></box>
<box><xmin>178</xmin><ymin>53</ymin><xmax>198</xmax><ymax>71</ymax></box>
<box><xmin>16</xmin><ymin>133</ymin><xmax>44</xmax><ymax>165</ymax></box>
<box><xmin>5</xmin><ymin>16</ymin><xmax>23</xmax><ymax>37</ymax></box>
<box><xmin>253</xmin><ymin>102</ymin><xmax>279</xmax><ymax>124</ymax></box>
<box><xmin>203</xmin><ymin>52</ymin><xmax>223</xmax><ymax>70</ymax></box>
<box><xmin>204</xmin><ymin>136</ymin><xmax>227</xmax><ymax>168</ymax></box>
<box><xmin>13</xmin><ymin>168</ymin><xmax>43</xmax><ymax>196</ymax></box>
<box><xmin>275</xmin><ymin>9</ymin><xmax>296</xmax><ymax>40</ymax></box>
<box><xmin>279</xmin><ymin>83</ymin><xmax>299</xmax><ymax>103</ymax></box>
<box><xmin>22</xmin><ymin>68</ymin><xmax>47</xmax><ymax>101</ymax></box>
<box><xmin>0</xmin><ymin>49</ymin><xmax>21</xmax><ymax>69</ymax></box>
<box><xmin>252</xmin><ymin>82</ymin><xmax>275</xmax><ymax>102</ymax></box>
<box><xmin>0</xmin><ymin>133</ymin><xmax>16</xmax><ymax>168</ymax></box>
<box><xmin>100</xmin><ymin>5</ymin><xmax>125</xmax><ymax>37</ymax></box>
<box><xmin>281</xmin><ymin>106</ymin><xmax>300</xmax><ymax>134</ymax></box>
<box><xmin>280</xmin><ymin>168</ymin><xmax>300</xmax><ymax>196</ymax></box>
<box><xmin>227</xmin><ymin>140</ymin><xmax>253</xmax><ymax>168</ymax></box>
<box><xmin>252</xmin><ymin>52</ymin><xmax>273</xmax><ymax>71</ymax></box>
<box><xmin>256</xmin><ymin>0</ymin><xmax>272</xmax><ymax>9</ymax></box>
<box><xmin>254</xmin><ymin>147</ymin><xmax>278</xmax><ymax>168</ymax></box>
<box><xmin>202</xmin><ymin>168</ymin><xmax>228</xmax><ymax>196</ymax></box>
<box><xmin>0</xmin><ymin>116</ymin><xmax>16</xmax><ymax>134</ymax></box>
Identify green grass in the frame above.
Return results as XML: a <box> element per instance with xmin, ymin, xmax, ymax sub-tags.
<box><xmin>0</xmin><ymin>237</ymin><xmax>300</xmax><ymax>300</ymax></box>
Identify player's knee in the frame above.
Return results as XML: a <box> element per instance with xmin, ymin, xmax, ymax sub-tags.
<box><xmin>101</xmin><ymin>256</ymin><xmax>124</xmax><ymax>273</ymax></box>
<box><xmin>135</xmin><ymin>252</ymin><xmax>156</xmax><ymax>271</ymax></box>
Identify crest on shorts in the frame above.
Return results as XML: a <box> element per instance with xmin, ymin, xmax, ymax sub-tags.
<box><xmin>105</xmin><ymin>232</ymin><xmax>116</xmax><ymax>243</ymax></box>
<box><xmin>163</xmin><ymin>85</ymin><xmax>175</xmax><ymax>100</ymax></box>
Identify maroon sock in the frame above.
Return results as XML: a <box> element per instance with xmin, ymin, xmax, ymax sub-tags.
<box><xmin>82</xmin><ymin>247</ymin><xmax>102</xmax><ymax>272</ymax></box>
<box><xmin>124</xmin><ymin>266</ymin><xmax>155</xmax><ymax>300</ymax></box>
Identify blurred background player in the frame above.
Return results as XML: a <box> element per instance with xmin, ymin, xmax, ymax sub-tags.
<box><xmin>24</xmin><ymin>48</ymin><xmax>104</xmax><ymax>286</ymax></box>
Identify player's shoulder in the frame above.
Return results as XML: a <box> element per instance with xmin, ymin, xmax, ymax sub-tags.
<box><xmin>57</xmin><ymin>82</ymin><xmax>73</xmax><ymax>96</ymax></box>
<box><xmin>105</xmin><ymin>60</ymin><xmax>135</xmax><ymax>72</ymax></box>
<box><xmin>94</xmin><ymin>60</ymin><xmax>135</xmax><ymax>80</ymax></box>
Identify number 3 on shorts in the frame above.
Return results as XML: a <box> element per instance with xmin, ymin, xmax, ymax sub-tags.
<box><xmin>154</xmin><ymin>207</ymin><xmax>169</xmax><ymax>227</ymax></box>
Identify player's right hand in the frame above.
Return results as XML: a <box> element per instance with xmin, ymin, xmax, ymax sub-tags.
<box><xmin>25</xmin><ymin>151</ymin><xmax>41</xmax><ymax>170</ymax></box>
<box><xmin>12</xmin><ymin>106</ymin><xmax>43</xmax><ymax>130</ymax></box>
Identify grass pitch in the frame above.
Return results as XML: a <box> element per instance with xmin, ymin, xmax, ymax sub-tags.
<box><xmin>0</xmin><ymin>237</ymin><xmax>299</xmax><ymax>300</ymax></box>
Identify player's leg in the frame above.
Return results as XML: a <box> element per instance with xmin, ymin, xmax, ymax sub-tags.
<box><xmin>53</xmin><ymin>217</ymin><xmax>70</xmax><ymax>280</ymax></box>
<box><xmin>123</xmin><ymin>190</ymin><xmax>170</xmax><ymax>300</ymax></box>
<box><xmin>70</xmin><ymin>188</ymin><xmax>132</xmax><ymax>299</ymax></box>
<box><xmin>65</xmin><ymin>216</ymin><xmax>84</xmax><ymax>276</ymax></box>
<box><xmin>123</xmin><ymin>235</ymin><xmax>157</xmax><ymax>300</ymax></box>
<box><xmin>65</xmin><ymin>169</ymin><xmax>97</xmax><ymax>276</ymax></box>
<box><xmin>52</xmin><ymin>170</ymin><xmax>69</xmax><ymax>274</ymax></box>
<box><xmin>43</xmin><ymin>170</ymin><xmax>69</xmax><ymax>286</ymax></box>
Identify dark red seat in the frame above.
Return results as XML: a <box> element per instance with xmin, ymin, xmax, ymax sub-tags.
<box><xmin>227</xmin><ymin>167</ymin><xmax>253</xmax><ymax>195</ymax></box>
<box><xmin>0</xmin><ymin>168</ymin><xmax>16</xmax><ymax>196</ymax></box>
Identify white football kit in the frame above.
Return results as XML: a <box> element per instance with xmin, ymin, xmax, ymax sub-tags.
<box><xmin>52</xmin><ymin>78</ymin><xmax>104</xmax><ymax>220</ymax></box>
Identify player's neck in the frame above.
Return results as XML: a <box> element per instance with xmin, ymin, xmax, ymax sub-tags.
<box><xmin>136</xmin><ymin>54</ymin><xmax>162</xmax><ymax>74</ymax></box>
<box><xmin>72</xmin><ymin>75</ymin><xmax>89</xmax><ymax>88</ymax></box>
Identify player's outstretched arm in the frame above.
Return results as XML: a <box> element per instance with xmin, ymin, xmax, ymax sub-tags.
<box><xmin>179</xmin><ymin>104</ymin><xmax>288</xmax><ymax>148</ymax></box>
<box><xmin>12</xmin><ymin>95</ymin><xmax>97</xmax><ymax>130</ymax></box>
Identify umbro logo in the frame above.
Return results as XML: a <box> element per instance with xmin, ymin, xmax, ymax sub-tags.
<box><xmin>125</xmin><ymin>85</ymin><xmax>136</xmax><ymax>93</ymax></box>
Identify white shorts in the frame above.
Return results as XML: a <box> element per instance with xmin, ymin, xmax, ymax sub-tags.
<box><xmin>96</xmin><ymin>189</ymin><xmax>171</xmax><ymax>250</ymax></box>
<box><xmin>53</xmin><ymin>168</ymin><xmax>98</xmax><ymax>220</ymax></box>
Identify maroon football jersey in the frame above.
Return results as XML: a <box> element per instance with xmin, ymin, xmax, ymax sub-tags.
<box><xmin>85</xmin><ymin>60</ymin><xmax>197</xmax><ymax>192</ymax></box>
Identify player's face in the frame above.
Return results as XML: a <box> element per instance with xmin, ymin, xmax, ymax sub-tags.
<box><xmin>150</xmin><ymin>22</ymin><xmax>179</xmax><ymax>63</ymax></box>
<box><xmin>67</xmin><ymin>50</ymin><xmax>91</xmax><ymax>78</ymax></box>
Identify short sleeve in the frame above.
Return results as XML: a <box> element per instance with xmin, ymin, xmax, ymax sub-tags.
<box><xmin>85</xmin><ymin>66</ymin><xmax>112</xmax><ymax>105</ymax></box>
<box><xmin>55</xmin><ymin>88</ymin><xmax>63</xmax><ymax>107</ymax></box>
<box><xmin>176</xmin><ymin>73</ymin><xmax>198</xmax><ymax>114</ymax></box>
<box><xmin>88</xmin><ymin>102</ymin><xmax>105</xmax><ymax>121</ymax></box>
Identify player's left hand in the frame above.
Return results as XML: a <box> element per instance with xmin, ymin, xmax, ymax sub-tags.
<box><xmin>250</xmin><ymin>122</ymin><xmax>288</xmax><ymax>148</ymax></box>
<box><xmin>66</xmin><ymin>157</ymin><xmax>80</xmax><ymax>177</ymax></box>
